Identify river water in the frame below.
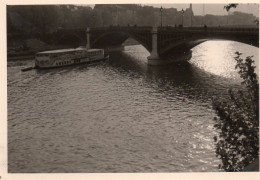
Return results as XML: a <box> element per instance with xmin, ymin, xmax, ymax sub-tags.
<box><xmin>8</xmin><ymin>40</ymin><xmax>258</xmax><ymax>173</ymax></box>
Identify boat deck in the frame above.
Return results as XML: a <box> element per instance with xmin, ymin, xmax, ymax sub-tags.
<box><xmin>37</xmin><ymin>48</ymin><xmax>102</xmax><ymax>54</ymax></box>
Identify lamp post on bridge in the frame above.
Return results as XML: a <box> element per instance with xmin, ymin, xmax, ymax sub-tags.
<box><xmin>86</xmin><ymin>28</ymin><xmax>90</xmax><ymax>49</ymax></box>
<box><xmin>160</xmin><ymin>6</ymin><xmax>163</xmax><ymax>27</ymax></box>
<box><xmin>227</xmin><ymin>11</ymin><xmax>230</xmax><ymax>25</ymax></box>
<box><xmin>181</xmin><ymin>9</ymin><xmax>185</xmax><ymax>27</ymax></box>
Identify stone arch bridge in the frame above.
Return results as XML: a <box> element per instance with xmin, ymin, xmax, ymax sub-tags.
<box><xmin>54</xmin><ymin>26</ymin><xmax>258</xmax><ymax>65</ymax></box>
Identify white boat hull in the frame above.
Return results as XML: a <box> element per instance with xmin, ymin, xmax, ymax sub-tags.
<box><xmin>35</xmin><ymin>48</ymin><xmax>108</xmax><ymax>69</ymax></box>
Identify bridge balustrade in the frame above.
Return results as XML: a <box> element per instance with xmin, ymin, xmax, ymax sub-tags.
<box><xmin>91</xmin><ymin>26</ymin><xmax>152</xmax><ymax>32</ymax></box>
<box><xmin>157</xmin><ymin>26</ymin><xmax>258</xmax><ymax>33</ymax></box>
<box><xmin>58</xmin><ymin>26</ymin><xmax>258</xmax><ymax>36</ymax></box>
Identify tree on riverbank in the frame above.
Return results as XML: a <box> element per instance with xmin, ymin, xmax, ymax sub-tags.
<box><xmin>212</xmin><ymin>52</ymin><xmax>259</xmax><ymax>171</ymax></box>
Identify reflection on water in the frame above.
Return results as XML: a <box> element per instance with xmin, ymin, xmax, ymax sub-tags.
<box><xmin>191</xmin><ymin>40</ymin><xmax>259</xmax><ymax>78</ymax></box>
<box><xmin>8</xmin><ymin>40</ymin><xmax>258</xmax><ymax>172</ymax></box>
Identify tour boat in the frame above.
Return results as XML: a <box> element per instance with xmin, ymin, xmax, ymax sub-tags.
<box><xmin>33</xmin><ymin>47</ymin><xmax>108</xmax><ymax>69</ymax></box>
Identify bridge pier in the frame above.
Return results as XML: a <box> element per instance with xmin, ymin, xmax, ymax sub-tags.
<box><xmin>147</xmin><ymin>26</ymin><xmax>161</xmax><ymax>65</ymax></box>
<box><xmin>147</xmin><ymin>26</ymin><xmax>188</xmax><ymax>66</ymax></box>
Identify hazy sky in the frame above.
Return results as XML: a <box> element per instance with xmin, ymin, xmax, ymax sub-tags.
<box><xmin>86</xmin><ymin>3</ymin><xmax>259</xmax><ymax>17</ymax></box>
<box><xmin>149</xmin><ymin>4</ymin><xmax>259</xmax><ymax>17</ymax></box>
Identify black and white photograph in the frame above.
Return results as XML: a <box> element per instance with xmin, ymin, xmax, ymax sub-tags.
<box><xmin>1</xmin><ymin>0</ymin><xmax>260</xmax><ymax>179</ymax></box>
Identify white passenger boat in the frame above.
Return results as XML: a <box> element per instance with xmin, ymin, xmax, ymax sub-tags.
<box><xmin>34</xmin><ymin>47</ymin><xmax>108</xmax><ymax>69</ymax></box>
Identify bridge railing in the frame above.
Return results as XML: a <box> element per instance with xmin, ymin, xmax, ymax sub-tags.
<box><xmin>158</xmin><ymin>26</ymin><xmax>259</xmax><ymax>33</ymax></box>
<box><xmin>58</xmin><ymin>26</ymin><xmax>258</xmax><ymax>35</ymax></box>
<box><xmin>90</xmin><ymin>26</ymin><xmax>152</xmax><ymax>32</ymax></box>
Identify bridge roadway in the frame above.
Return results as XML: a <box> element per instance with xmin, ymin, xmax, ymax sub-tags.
<box><xmin>56</xmin><ymin>26</ymin><xmax>259</xmax><ymax>65</ymax></box>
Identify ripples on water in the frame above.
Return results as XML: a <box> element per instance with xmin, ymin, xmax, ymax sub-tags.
<box><xmin>8</xmin><ymin>40</ymin><xmax>258</xmax><ymax>173</ymax></box>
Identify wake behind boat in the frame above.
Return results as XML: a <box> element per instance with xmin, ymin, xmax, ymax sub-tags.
<box><xmin>21</xmin><ymin>47</ymin><xmax>109</xmax><ymax>71</ymax></box>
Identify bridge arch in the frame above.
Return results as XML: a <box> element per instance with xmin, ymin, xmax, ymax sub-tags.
<box><xmin>90</xmin><ymin>30</ymin><xmax>151</xmax><ymax>52</ymax></box>
<box><xmin>160</xmin><ymin>36</ymin><xmax>258</xmax><ymax>58</ymax></box>
<box><xmin>57</xmin><ymin>32</ymin><xmax>85</xmax><ymax>46</ymax></box>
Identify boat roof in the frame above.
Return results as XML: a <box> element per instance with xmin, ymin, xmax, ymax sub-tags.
<box><xmin>37</xmin><ymin>48</ymin><xmax>103</xmax><ymax>54</ymax></box>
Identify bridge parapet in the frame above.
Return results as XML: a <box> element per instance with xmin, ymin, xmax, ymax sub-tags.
<box><xmin>57</xmin><ymin>25</ymin><xmax>258</xmax><ymax>34</ymax></box>
<box><xmin>90</xmin><ymin>26</ymin><xmax>152</xmax><ymax>32</ymax></box>
<box><xmin>158</xmin><ymin>26</ymin><xmax>259</xmax><ymax>33</ymax></box>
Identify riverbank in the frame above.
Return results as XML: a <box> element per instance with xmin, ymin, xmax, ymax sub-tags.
<box><xmin>8</xmin><ymin>37</ymin><xmax>140</xmax><ymax>61</ymax></box>
<box><xmin>7</xmin><ymin>38</ymin><xmax>71</xmax><ymax>60</ymax></box>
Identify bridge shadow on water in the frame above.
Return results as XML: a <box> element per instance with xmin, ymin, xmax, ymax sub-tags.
<box><xmin>108</xmin><ymin>51</ymin><xmax>241</xmax><ymax>105</ymax></box>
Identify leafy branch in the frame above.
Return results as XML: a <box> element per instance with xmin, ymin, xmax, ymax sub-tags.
<box><xmin>224</xmin><ymin>4</ymin><xmax>239</xmax><ymax>11</ymax></box>
<box><xmin>212</xmin><ymin>52</ymin><xmax>259</xmax><ymax>171</ymax></box>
